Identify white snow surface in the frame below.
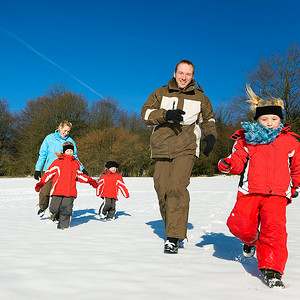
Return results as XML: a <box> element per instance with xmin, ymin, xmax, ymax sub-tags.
<box><xmin>0</xmin><ymin>176</ymin><xmax>299</xmax><ymax>300</ymax></box>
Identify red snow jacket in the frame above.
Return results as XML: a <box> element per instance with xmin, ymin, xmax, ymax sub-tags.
<box><xmin>37</xmin><ymin>154</ymin><xmax>94</xmax><ymax>198</ymax></box>
<box><xmin>225</xmin><ymin>126</ymin><xmax>300</xmax><ymax>200</ymax></box>
<box><xmin>96</xmin><ymin>170</ymin><xmax>129</xmax><ymax>199</ymax></box>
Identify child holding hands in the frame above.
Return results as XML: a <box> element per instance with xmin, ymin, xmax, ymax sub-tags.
<box><xmin>96</xmin><ymin>161</ymin><xmax>129</xmax><ymax>220</ymax></box>
<box><xmin>218</xmin><ymin>85</ymin><xmax>300</xmax><ymax>288</ymax></box>
<box><xmin>35</xmin><ymin>142</ymin><xmax>97</xmax><ymax>229</ymax></box>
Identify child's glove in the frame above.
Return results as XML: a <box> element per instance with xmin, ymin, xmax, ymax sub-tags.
<box><xmin>35</xmin><ymin>182</ymin><xmax>44</xmax><ymax>192</ymax></box>
<box><xmin>291</xmin><ymin>187</ymin><xmax>299</xmax><ymax>198</ymax></box>
<box><xmin>218</xmin><ymin>158</ymin><xmax>231</xmax><ymax>173</ymax></box>
<box><xmin>88</xmin><ymin>178</ymin><xmax>98</xmax><ymax>188</ymax></box>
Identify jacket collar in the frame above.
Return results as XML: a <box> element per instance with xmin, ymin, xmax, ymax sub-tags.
<box><xmin>281</xmin><ymin>125</ymin><xmax>291</xmax><ymax>134</ymax></box>
<box><xmin>57</xmin><ymin>154</ymin><xmax>75</xmax><ymax>160</ymax></box>
<box><xmin>168</xmin><ymin>78</ymin><xmax>196</xmax><ymax>93</ymax></box>
<box><xmin>103</xmin><ymin>170</ymin><xmax>116</xmax><ymax>175</ymax></box>
<box><xmin>231</xmin><ymin>129</ymin><xmax>245</xmax><ymax>141</ymax></box>
<box><xmin>281</xmin><ymin>125</ymin><xmax>300</xmax><ymax>137</ymax></box>
<box><xmin>55</xmin><ymin>129</ymin><xmax>69</xmax><ymax>140</ymax></box>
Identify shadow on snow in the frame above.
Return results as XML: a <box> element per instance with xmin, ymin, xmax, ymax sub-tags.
<box><xmin>70</xmin><ymin>209</ymin><xmax>131</xmax><ymax>227</ymax></box>
<box><xmin>145</xmin><ymin>222</ymin><xmax>262</xmax><ymax>281</ymax></box>
<box><xmin>146</xmin><ymin>219</ymin><xmax>194</xmax><ymax>243</ymax></box>
<box><xmin>196</xmin><ymin>232</ymin><xmax>263</xmax><ymax>281</ymax></box>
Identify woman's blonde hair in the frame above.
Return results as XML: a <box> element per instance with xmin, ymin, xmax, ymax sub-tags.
<box><xmin>58</xmin><ymin>120</ymin><xmax>72</xmax><ymax>130</ymax></box>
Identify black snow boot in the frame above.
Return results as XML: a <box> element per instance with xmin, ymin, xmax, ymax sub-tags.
<box><xmin>37</xmin><ymin>209</ymin><xmax>45</xmax><ymax>218</ymax></box>
<box><xmin>261</xmin><ymin>268</ymin><xmax>285</xmax><ymax>288</ymax></box>
<box><xmin>242</xmin><ymin>244</ymin><xmax>256</xmax><ymax>258</ymax></box>
<box><xmin>164</xmin><ymin>237</ymin><xmax>179</xmax><ymax>254</ymax></box>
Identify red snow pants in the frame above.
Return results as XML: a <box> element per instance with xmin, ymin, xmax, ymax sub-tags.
<box><xmin>227</xmin><ymin>194</ymin><xmax>288</xmax><ymax>274</ymax></box>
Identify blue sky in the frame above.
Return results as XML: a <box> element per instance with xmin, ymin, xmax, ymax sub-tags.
<box><xmin>0</xmin><ymin>0</ymin><xmax>299</xmax><ymax>113</ymax></box>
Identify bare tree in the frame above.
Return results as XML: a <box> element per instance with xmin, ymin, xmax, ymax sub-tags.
<box><xmin>76</xmin><ymin>127</ymin><xmax>151</xmax><ymax>176</ymax></box>
<box><xmin>0</xmin><ymin>99</ymin><xmax>16</xmax><ymax>175</ymax></box>
<box><xmin>88</xmin><ymin>97</ymin><xmax>121</xmax><ymax>130</ymax></box>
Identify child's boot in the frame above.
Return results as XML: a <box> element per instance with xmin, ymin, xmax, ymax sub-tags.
<box><xmin>261</xmin><ymin>268</ymin><xmax>285</xmax><ymax>288</ymax></box>
<box><xmin>242</xmin><ymin>244</ymin><xmax>256</xmax><ymax>258</ymax></box>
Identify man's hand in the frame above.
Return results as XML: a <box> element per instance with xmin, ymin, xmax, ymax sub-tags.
<box><xmin>203</xmin><ymin>135</ymin><xmax>216</xmax><ymax>157</ymax></box>
<box><xmin>166</xmin><ymin>109</ymin><xmax>185</xmax><ymax>124</ymax></box>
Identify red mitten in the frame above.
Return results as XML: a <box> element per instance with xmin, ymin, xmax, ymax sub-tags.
<box><xmin>88</xmin><ymin>178</ymin><xmax>98</xmax><ymax>188</ymax></box>
<box><xmin>35</xmin><ymin>182</ymin><xmax>43</xmax><ymax>192</ymax></box>
<box><xmin>218</xmin><ymin>158</ymin><xmax>232</xmax><ymax>173</ymax></box>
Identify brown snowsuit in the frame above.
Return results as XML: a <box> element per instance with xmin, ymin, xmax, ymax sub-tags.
<box><xmin>141</xmin><ymin>78</ymin><xmax>217</xmax><ymax>239</ymax></box>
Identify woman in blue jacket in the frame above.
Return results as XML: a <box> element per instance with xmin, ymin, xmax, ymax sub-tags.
<box><xmin>34</xmin><ymin>120</ymin><xmax>87</xmax><ymax>217</ymax></box>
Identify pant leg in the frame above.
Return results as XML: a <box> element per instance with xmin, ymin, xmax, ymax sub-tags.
<box><xmin>107</xmin><ymin>198</ymin><xmax>117</xmax><ymax>219</ymax></box>
<box><xmin>165</xmin><ymin>155</ymin><xmax>195</xmax><ymax>239</ymax></box>
<box><xmin>257</xmin><ymin>195</ymin><xmax>288</xmax><ymax>274</ymax></box>
<box><xmin>101</xmin><ymin>197</ymin><xmax>112</xmax><ymax>216</ymax></box>
<box><xmin>58</xmin><ymin>197</ymin><xmax>75</xmax><ymax>229</ymax></box>
<box><xmin>154</xmin><ymin>155</ymin><xmax>195</xmax><ymax>240</ymax></box>
<box><xmin>39</xmin><ymin>180</ymin><xmax>53</xmax><ymax>210</ymax></box>
<box><xmin>153</xmin><ymin>159</ymin><xmax>170</xmax><ymax>224</ymax></box>
<box><xmin>49</xmin><ymin>196</ymin><xmax>62</xmax><ymax>215</ymax></box>
<box><xmin>227</xmin><ymin>194</ymin><xmax>260</xmax><ymax>246</ymax></box>
<box><xmin>98</xmin><ymin>199</ymin><xmax>105</xmax><ymax>215</ymax></box>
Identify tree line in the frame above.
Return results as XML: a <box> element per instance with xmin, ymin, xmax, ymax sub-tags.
<box><xmin>1</xmin><ymin>44</ymin><xmax>299</xmax><ymax>177</ymax></box>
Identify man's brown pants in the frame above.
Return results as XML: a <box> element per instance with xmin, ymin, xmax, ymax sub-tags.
<box><xmin>153</xmin><ymin>155</ymin><xmax>195</xmax><ymax>239</ymax></box>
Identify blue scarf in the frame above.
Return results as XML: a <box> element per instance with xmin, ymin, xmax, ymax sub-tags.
<box><xmin>241</xmin><ymin>122</ymin><xmax>284</xmax><ymax>145</ymax></box>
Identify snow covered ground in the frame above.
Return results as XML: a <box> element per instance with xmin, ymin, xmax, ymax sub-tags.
<box><xmin>0</xmin><ymin>176</ymin><xmax>299</xmax><ymax>300</ymax></box>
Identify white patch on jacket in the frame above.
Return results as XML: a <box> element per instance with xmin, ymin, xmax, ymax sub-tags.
<box><xmin>144</xmin><ymin>109</ymin><xmax>156</xmax><ymax>121</ymax></box>
<box><xmin>182</xmin><ymin>99</ymin><xmax>201</xmax><ymax>125</ymax></box>
<box><xmin>161</xmin><ymin>96</ymin><xmax>201</xmax><ymax>125</ymax></box>
<box><xmin>161</xmin><ymin>96</ymin><xmax>178</xmax><ymax>111</ymax></box>
<box><xmin>194</xmin><ymin>124</ymin><xmax>201</xmax><ymax>157</ymax></box>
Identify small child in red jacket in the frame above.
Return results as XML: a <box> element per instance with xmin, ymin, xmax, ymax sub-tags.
<box><xmin>95</xmin><ymin>161</ymin><xmax>130</xmax><ymax>221</ymax></box>
<box><xmin>35</xmin><ymin>142</ymin><xmax>97</xmax><ymax>229</ymax></box>
<box><xmin>218</xmin><ymin>85</ymin><xmax>300</xmax><ymax>288</ymax></box>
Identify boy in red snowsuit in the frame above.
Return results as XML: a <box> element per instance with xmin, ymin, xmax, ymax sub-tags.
<box><xmin>35</xmin><ymin>142</ymin><xmax>97</xmax><ymax>229</ymax></box>
<box><xmin>218</xmin><ymin>85</ymin><xmax>300</xmax><ymax>288</ymax></box>
<box><xmin>95</xmin><ymin>161</ymin><xmax>129</xmax><ymax>221</ymax></box>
